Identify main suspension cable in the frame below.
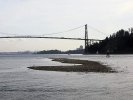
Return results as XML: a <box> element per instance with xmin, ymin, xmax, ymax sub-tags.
<box><xmin>42</xmin><ymin>25</ymin><xmax>85</xmax><ymax>36</ymax></box>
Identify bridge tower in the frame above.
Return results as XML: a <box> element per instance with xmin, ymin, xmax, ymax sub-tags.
<box><xmin>84</xmin><ymin>24</ymin><xmax>89</xmax><ymax>54</ymax></box>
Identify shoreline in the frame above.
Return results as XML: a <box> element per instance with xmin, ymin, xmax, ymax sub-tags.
<box><xmin>28</xmin><ymin>58</ymin><xmax>116</xmax><ymax>73</ymax></box>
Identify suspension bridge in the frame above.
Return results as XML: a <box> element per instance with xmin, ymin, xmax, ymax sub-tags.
<box><xmin>0</xmin><ymin>24</ymin><xmax>103</xmax><ymax>54</ymax></box>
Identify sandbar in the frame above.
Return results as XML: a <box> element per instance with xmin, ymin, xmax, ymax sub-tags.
<box><xmin>28</xmin><ymin>58</ymin><xmax>116</xmax><ymax>73</ymax></box>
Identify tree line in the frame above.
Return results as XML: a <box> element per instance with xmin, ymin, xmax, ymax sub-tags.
<box><xmin>37</xmin><ymin>49</ymin><xmax>83</xmax><ymax>54</ymax></box>
<box><xmin>86</xmin><ymin>28</ymin><xmax>133</xmax><ymax>54</ymax></box>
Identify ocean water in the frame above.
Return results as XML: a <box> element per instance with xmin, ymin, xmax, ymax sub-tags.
<box><xmin>0</xmin><ymin>54</ymin><xmax>133</xmax><ymax>100</ymax></box>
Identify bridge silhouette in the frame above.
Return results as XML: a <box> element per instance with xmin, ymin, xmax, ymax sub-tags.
<box><xmin>0</xmin><ymin>24</ymin><xmax>103</xmax><ymax>54</ymax></box>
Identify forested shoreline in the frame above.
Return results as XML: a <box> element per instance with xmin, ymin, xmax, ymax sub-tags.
<box><xmin>87</xmin><ymin>28</ymin><xmax>133</xmax><ymax>54</ymax></box>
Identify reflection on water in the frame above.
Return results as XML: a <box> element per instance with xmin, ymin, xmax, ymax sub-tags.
<box><xmin>0</xmin><ymin>54</ymin><xmax>133</xmax><ymax>100</ymax></box>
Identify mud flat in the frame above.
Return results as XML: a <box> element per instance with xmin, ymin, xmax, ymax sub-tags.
<box><xmin>28</xmin><ymin>58</ymin><xmax>116</xmax><ymax>73</ymax></box>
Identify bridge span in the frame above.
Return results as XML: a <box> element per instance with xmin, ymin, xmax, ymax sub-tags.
<box><xmin>0</xmin><ymin>36</ymin><xmax>102</xmax><ymax>41</ymax></box>
<box><xmin>0</xmin><ymin>24</ymin><xmax>103</xmax><ymax>54</ymax></box>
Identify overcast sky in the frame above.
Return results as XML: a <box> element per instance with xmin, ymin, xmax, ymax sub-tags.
<box><xmin>0</xmin><ymin>0</ymin><xmax>133</xmax><ymax>52</ymax></box>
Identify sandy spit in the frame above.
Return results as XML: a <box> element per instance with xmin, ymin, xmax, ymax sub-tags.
<box><xmin>28</xmin><ymin>58</ymin><xmax>116</xmax><ymax>73</ymax></box>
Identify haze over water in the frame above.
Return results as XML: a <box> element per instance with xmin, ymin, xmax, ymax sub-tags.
<box><xmin>0</xmin><ymin>54</ymin><xmax>133</xmax><ymax>100</ymax></box>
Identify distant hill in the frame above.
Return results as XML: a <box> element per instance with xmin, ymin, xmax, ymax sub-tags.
<box><xmin>87</xmin><ymin>28</ymin><xmax>133</xmax><ymax>54</ymax></box>
<box><xmin>0</xmin><ymin>51</ymin><xmax>33</xmax><ymax>55</ymax></box>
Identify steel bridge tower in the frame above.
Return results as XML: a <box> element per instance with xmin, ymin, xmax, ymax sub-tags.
<box><xmin>84</xmin><ymin>24</ymin><xmax>89</xmax><ymax>54</ymax></box>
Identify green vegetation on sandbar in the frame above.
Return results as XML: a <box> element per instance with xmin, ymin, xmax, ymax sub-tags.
<box><xmin>28</xmin><ymin>58</ymin><xmax>116</xmax><ymax>73</ymax></box>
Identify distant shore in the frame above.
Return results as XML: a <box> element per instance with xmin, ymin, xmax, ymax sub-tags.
<box><xmin>28</xmin><ymin>58</ymin><xmax>116</xmax><ymax>73</ymax></box>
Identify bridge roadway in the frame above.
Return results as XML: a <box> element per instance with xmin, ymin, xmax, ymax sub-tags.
<box><xmin>0</xmin><ymin>36</ymin><xmax>102</xmax><ymax>41</ymax></box>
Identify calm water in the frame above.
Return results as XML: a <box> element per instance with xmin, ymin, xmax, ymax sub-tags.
<box><xmin>0</xmin><ymin>54</ymin><xmax>133</xmax><ymax>100</ymax></box>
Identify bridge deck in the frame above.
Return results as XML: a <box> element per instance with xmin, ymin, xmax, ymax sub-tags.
<box><xmin>0</xmin><ymin>36</ymin><xmax>102</xmax><ymax>41</ymax></box>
